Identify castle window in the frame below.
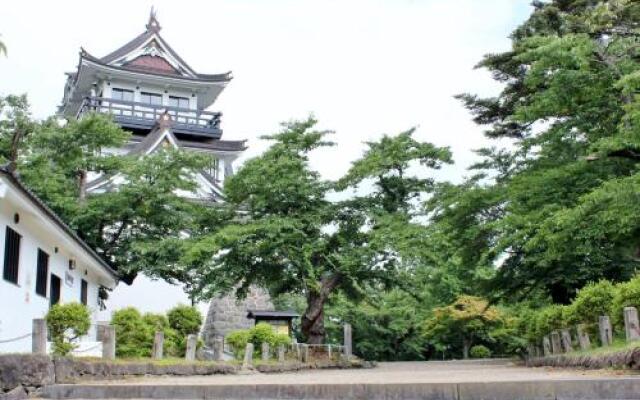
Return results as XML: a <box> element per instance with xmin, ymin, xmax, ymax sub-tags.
<box><xmin>140</xmin><ymin>92</ymin><xmax>163</xmax><ymax>106</ymax></box>
<box><xmin>35</xmin><ymin>249</ymin><xmax>49</xmax><ymax>297</ymax></box>
<box><xmin>3</xmin><ymin>226</ymin><xmax>21</xmax><ymax>285</ymax></box>
<box><xmin>111</xmin><ymin>88</ymin><xmax>134</xmax><ymax>102</ymax></box>
<box><xmin>169</xmin><ymin>96</ymin><xmax>189</xmax><ymax>109</ymax></box>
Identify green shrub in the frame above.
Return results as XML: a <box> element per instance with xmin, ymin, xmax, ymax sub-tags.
<box><xmin>532</xmin><ymin>305</ymin><xmax>566</xmax><ymax>340</ymax></box>
<box><xmin>226</xmin><ymin>323</ymin><xmax>292</xmax><ymax>359</ymax></box>
<box><xmin>167</xmin><ymin>305</ymin><xmax>202</xmax><ymax>357</ymax></box>
<box><xmin>250</xmin><ymin>322</ymin><xmax>276</xmax><ymax>347</ymax></box>
<box><xmin>469</xmin><ymin>344</ymin><xmax>491</xmax><ymax>359</ymax></box>
<box><xmin>45</xmin><ymin>302</ymin><xmax>91</xmax><ymax>356</ymax></box>
<box><xmin>611</xmin><ymin>275</ymin><xmax>640</xmax><ymax>329</ymax></box>
<box><xmin>112</xmin><ymin>307</ymin><xmax>152</xmax><ymax>358</ymax></box>
<box><xmin>167</xmin><ymin>305</ymin><xmax>202</xmax><ymax>336</ymax></box>
<box><xmin>566</xmin><ymin>280</ymin><xmax>615</xmax><ymax>334</ymax></box>
<box><xmin>226</xmin><ymin>329</ymin><xmax>251</xmax><ymax>358</ymax></box>
<box><xmin>143</xmin><ymin>312</ymin><xmax>181</xmax><ymax>357</ymax></box>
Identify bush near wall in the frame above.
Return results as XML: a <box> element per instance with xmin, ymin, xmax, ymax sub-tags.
<box><xmin>611</xmin><ymin>276</ymin><xmax>640</xmax><ymax>329</ymax></box>
<box><xmin>111</xmin><ymin>305</ymin><xmax>202</xmax><ymax>358</ymax></box>
<box><xmin>45</xmin><ymin>303</ymin><xmax>91</xmax><ymax>356</ymax></box>
<box><xmin>226</xmin><ymin>323</ymin><xmax>291</xmax><ymax>359</ymax></box>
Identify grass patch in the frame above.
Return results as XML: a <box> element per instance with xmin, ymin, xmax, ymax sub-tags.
<box><xmin>569</xmin><ymin>338</ymin><xmax>639</xmax><ymax>357</ymax></box>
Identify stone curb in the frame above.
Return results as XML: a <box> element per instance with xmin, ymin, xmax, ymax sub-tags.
<box><xmin>526</xmin><ymin>347</ymin><xmax>640</xmax><ymax>370</ymax></box>
<box><xmin>40</xmin><ymin>379</ymin><xmax>640</xmax><ymax>400</ymax></box>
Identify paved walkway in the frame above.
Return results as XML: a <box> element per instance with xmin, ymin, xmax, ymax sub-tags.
<box><xmin>99</xmin><ymin>359</ymin><xmax>639</xmax><ymax>385</ymax></box>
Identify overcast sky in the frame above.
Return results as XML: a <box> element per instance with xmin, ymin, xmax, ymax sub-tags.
<box><xmin>0</xmin><ymin>0</ymin><xmax>531</xmax><ymax>319</ymax></box>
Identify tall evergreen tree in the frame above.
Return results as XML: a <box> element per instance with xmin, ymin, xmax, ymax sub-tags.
<box><xmin>434</xmin><ymin>0</ymin><xmax>640</xmax><ymax>303</ymax></box>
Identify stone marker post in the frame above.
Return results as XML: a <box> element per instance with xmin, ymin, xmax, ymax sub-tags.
<box><xmin>560</xmin><ymin>329</ymin><xmax>573</xmax><ymax>353</ymax></box>
<box><xmin>328</xmin><ymin>344</ymin><xmax>332</xmax><ymax>360</ymax></box>
<box><xmin>213</xmin><ymin>337</ymin><xmax>224</xmax><ymax>361</ymax></box>
<box><xmin>243</xmin><ymin>342</ymin><xmax>254</xmax><ymax>368</ymax></box>
<box><xmin>343</xmin><ymin>323</ymin><xmax>352</xmax><ymax>360</ymax></box>
<box><xmin>32</xmin><ymin>319</ymin><xmax>47</xmax><ymax>355</ymax></box>
<box><xmin>296</xmin><ymin>343</ymin><xmax>301</xmax><ymax>361</ymax></box>
<box><xmin>152</xmin><ymin>331</ymin><xmax>164</xmax><ymax>360</ymax></box>
<box><xmin>623</xmin><ymin>307</ymin><xmax>640</xmax><ymax>342</ymax></box>
<box><xmin>102</xmin><ymin>325</ymin><xmax>116</xmax><ymax>360</ymax></box>
<box><xmin>576</xmin><ymin>324</ymin><xmax>591</xmax><ymax>351</ymax></box>
<box><xmin>550</xmin><ymin>331</ymin><xmax>562</xmax><ymax>354</ymax></box>
<box><xmin>185</xmin><ymin>334</ymin><xmax>197</xmax><ymax>361</ymax></box>
<box><xmin>301</xmin><ymin>344</ymin><xmax>309</xmax><ymax>363</ymax></box>
<box><xmin>542</xmin><ymin>336</ymin><xmax>551</xmax><ymax>356</ymax></box>
<box><xmin>278</xmin><ymin>344</ymin><xmax>285</xmax><ymax>363</ymax></box>
<box><xmin>599</xmin><ymin>315</ymin><xmax>613</xmax><ymax>346</ymax></box>
<box><xmin>261</xmin><ymin>342</ymin><xmax>270</xmax><ymax>361</ymax></box>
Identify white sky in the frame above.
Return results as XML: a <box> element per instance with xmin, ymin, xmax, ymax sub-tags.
<box><xmin>0</xmin><ymin>0</ymin><xmax>531</xmax><ymax>319</ymax></box>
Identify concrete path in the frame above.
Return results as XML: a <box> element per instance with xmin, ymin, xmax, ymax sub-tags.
<box><xmin>96</xmin><ymin>359</ymin><xmax>638</xmax><ymax>385</ymax></box>
<box><xmin>41</xmin><ymin>360</ymin><xmax>640</xmax><ymax>400</ymax></box>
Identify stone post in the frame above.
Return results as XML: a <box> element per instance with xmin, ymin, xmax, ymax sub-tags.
<box><xmin>560</xmin><ymin>329</ymin><xmax>573</xmax><ymax>353</ymax></box>
<box><xmin>542</xmin><ymin>336</ymin><xmax>551</xmax><ymax>356</ymax></box>
<box><xmin>576</xmin><ymin>324</ymin><xmax>591</xmax><ymax>351</ymax></box>
<box><xmin>243</xmin><ymin>342</ymin><xmax>254</xmax><ymax>368</ymax></box>
<box><xmin>328</xmin><ymin>344</ymin><xmax>332</xmax><ymax>360</ymax></box>
<box><xmin>278</xmin><ymin>344</ymin><xmax>285</xmax><ymax>363</ymax></box>
<box><xmin>296</xmin><ymin>343</ymin><xmax>301</xmax><ymax>361</ymax></box>
<box><xmin>261</xmin><ymin>342</ymin><xmax>270</xmax><ymax>361</ymax></box>
<box><xmin>550</xmin><ymin>331</ymin><xmax>562</xmax><ymax>354</ymax></box>
<box><xmin>624</xmin><ymin>307</ymin><xmax>640</xmax><ymax>342</ymax></box>
<box><xmin>301</xmin><ymin>344</ymin><xmax>309</xmax><ymax>363</ymax></box>
<box><xmin>32</xmin><ymin>319</ymin><xmax>47</xmax><ymax>355</ymax></box>
<box><xmin>213</xmin><ymin>337</ymin><xmax>224</xmax><ymax>361</ymax></box>
<box><xmin>343</xmin><ymin>323</ymin><xmax>352</xmax><ymax>360</ymax></box>
<box><xmin>152</xmin><ymin>331</ymin><xmax>164</xmax><ymax>360</ymax></box>
<box><xmin>185</xmin><ymin>334</ymin><xmax>197</xmax><ymax>361</ymax></box>
<box><xmin>599</xmin><ymin>315</ymin><xmax>613</xmax><ymax>346</ymax></box>
<box><xmin>102</xmin><ymin>325</ymin><xmax>116</xmax><ymax>360</ymax></box>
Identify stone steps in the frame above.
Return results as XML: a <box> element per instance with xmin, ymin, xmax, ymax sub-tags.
<box><xmin>39</xmin><ymin>379</ymin><xmax>640</xmax><ymax>400</ymax></box>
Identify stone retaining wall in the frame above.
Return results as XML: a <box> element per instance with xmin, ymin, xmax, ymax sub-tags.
<box><xmin>0</xmin><ymin>355</ymin><xmax>237</xmax><ymax>396</ymax></box>
<box><xmin>526</xmin><ymin>347</ymin><xmax>640</xmax><ymax>370</ymax></box>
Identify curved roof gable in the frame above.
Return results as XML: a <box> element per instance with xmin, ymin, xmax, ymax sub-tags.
<box><xmin>96</xmin><ymin>9</ymin><xmax>225</xmax><ymax>81</ymax></box>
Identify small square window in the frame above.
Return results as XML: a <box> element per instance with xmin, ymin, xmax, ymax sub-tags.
<box><xmin>141</xmin><ymin>92</ymin><xmax>163</xmax><ymax>105</ymax></box>
<box><xmin>111</xmin><ymin>88</ymin><xmax>134</xmax><ymax>102</ymax></box>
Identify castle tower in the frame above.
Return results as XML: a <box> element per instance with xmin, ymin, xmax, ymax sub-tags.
<box><xmin>59</xmin><ymin>9</ymin><xmax>246</xmax><ymax>201</ymax></box>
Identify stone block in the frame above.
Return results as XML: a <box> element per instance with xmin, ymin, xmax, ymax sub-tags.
<box><xmin>0</xmin><ymin>355</ymin><xmax>53</xmax><ymax>392</ymax></box>
<box><xmin>343</xmin><ymin>323</ymin><xmax>353</xmax><ymax>359</ymax></box>
<box><xmin>152</xmin><ymin>331</ymin><xmax>164</xmax><ymax>360</ymax></box>
<box><xmin>561</xmin><ymin>329</ymin><xmax>573</xmax><ymax>352</ymax></box>
<box><xmin>278</xmin><ymin>344</ymin><xmax>285</xmax><ymax>363</ymax></box>
<box><xmin>623</xmin><ymin>306</ymin><xmax>640</xmax><ymax>342</ymax></box>
<box><xmin>599</xmin><ymin>315</ymin><xmax>613</xmax><ymax>346</ymax></box>
<box><xmin>542</xmin><ymin>336</ymin><xmax>551</xmax><ymax>356</ymax></box>
<box><xmin>243</xmin><ymin>342</ymin><xmax>254</xmax><ymax>368</ymax></box>
<box><xmin>550</xmin><ymin>331</ymin><xmax>562</xmax><ymax>354</ymax></box>
<box><xmin>576</xmin><ymin>324</ymin><xmax>591</xmax><ymax>351</ymax></box>
<box><xmin>261</xmin><ymin>342</ymin><xmax>270</xmax><ymax>361</ymax></box>
<box><xmin>185</xmin><ymin>334</ymin><xmax>197</xmax><ymax>361</ymax></box>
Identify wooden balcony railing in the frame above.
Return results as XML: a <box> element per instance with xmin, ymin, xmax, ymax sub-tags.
<box><xmin>78</xmin><ymin>96</ymin><xmax>222</xmax><ymax>138</ymax></box>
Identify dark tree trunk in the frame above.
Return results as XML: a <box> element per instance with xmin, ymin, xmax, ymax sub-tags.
<box><xmin>301</xmin><ymin>274</ymin><xmax>341</xmax><ymax>344</ymax></box>
<box><xmin>462</xmin><ymin>337</ymin><xmax>472</xmax><ymax>359</ymax></box>
<box><xmin>301</xmin><ymin>291</ymin><xmax>326</xmax><ymax>344</ymax></box>
<box><xmin>549</xmin><ymin>283</ymin><xmax>572</xmax><ymax>305</ymax></box>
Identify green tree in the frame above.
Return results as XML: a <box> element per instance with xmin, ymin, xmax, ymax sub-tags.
<box><xmin>185</xmin><ymin>118</ymin><xmax>451</xmax><ymax>343</ymax></box>
<box><xmin>434</xmin><ymin>0</ymin><xmax>640</xmax><ymax>303</ymax></box>
<box><xmin>6</xmin><ymin>107</ymin><xmax>218</xmax><ymax>286</ymax></box>
<box><xmin>423</xmin><ymin>295</ymin><xmax>501</xmax><ymax>359</ymax></box>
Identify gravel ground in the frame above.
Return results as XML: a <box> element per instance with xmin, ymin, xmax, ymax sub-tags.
<box><xmin>90</xmin><ymin>360</ymin><xmax>640</xmax><ymax>386</ymax></box>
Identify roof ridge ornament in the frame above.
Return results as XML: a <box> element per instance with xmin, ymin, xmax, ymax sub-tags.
<box><xmin>146</xmin><ymin>7</ymin><xmax>161</xmax><ymax>33</ymax></box>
